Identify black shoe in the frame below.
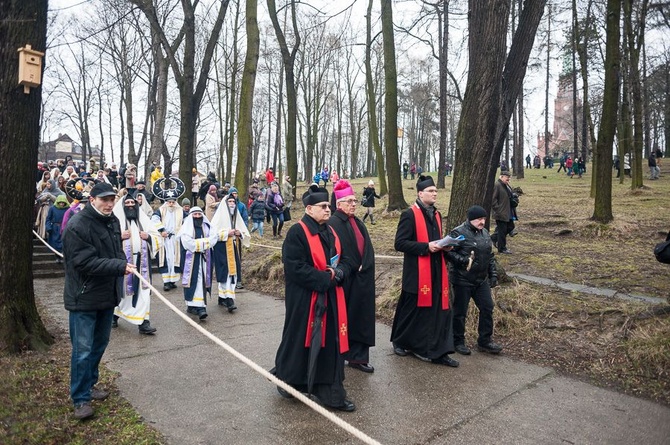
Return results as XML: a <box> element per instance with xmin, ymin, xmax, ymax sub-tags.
<box><xmin>478</xmin><ymin>342</ymin><xmax>503</xmax><ymax>354</ymax></box>
<box><xmin>277</xmin><ymin>386</ymin><xmax>294</xmax><ymax>399</ymax></box>
<box><xmin>111</xmin><ymin>316</ymin><xmax>118</xmax><ymax>328</ymax></box>
<box><xmin>335</xmin><ymin>399</ymin><xmax>356</xmax><ymax>412</ymax></box>
<box><xmin>187</xmin><ymin>306</ymin><xmax>199</xmax><ymax>316</ymax></box>
<box><xmin>348</xmin><ymin>362</ymin><xmax>375</xmax><ymax>373</ymax></box>
<box><xmin>138</xmin><ymin>320</ymin><xmax>157</xmax><ymax>335</ymax></box>
<box><xmin>509</xmin><ymin>229</ymin><xmax>518</xmax><ymax>237</ymax></box>
<box><xmin>197</xmin><ymin>308</ymin><xmax>208</xmax><ymax>320</ymax></box>
<box><xmin>499</xmin><ymin>249</ymin><xmax>513</xmax><ymax>255</ymax></box>
<box><xmin>412</xmin><ymin>351</ymin><xmax>432</xmax><ymax>362</ymax></box>
<box><xmin>393</xmin><ymin>343</ymin><xmax>407</xmax><ymax>357</ymax></box>
<box><xmin>163</xmin><ymin>284</ymin><xmax>172</xmax><ymax>291</ymax></box>
<box><xmin>169</xmin><ymin>282</ymin><xmax>178</xmax><ymax>289</ymax></box>
<box><xmin>236</xmin><ymin>283</ymin><xmax>244</xmax><ymax>290</ymax></box>
<box><xmin>455</xmin><ymin>344</ymin><xmax>471</xmax><ymax>355</ymax></box>
<box><xmin>218</xmin><ymin>297</ymin><xmax>226</xmax><ymax>306</ymax></box>
<box><xmin>223</xmin><ymin>297</ymin><xmax>237</xmax><ymax>313</ymax></box>
<box><xmin>432</xmin><ymin>354</ymin><xmax>460</xmax><ymax>367</ymax></box>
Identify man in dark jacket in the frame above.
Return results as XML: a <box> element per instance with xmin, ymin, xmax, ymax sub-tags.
<box><xmin>491</xmin><ymin>171</ymin><xmax>516</xmax><ymax>254</ymax></box>
<box><xmin>329</xmin><ymin>180</ymin><xmax>376</xmax><ymax>373</ymax></box>
<box><xmin>62</xmin><ymin>182</ymin><xmax>135</xmax><ymax>420</ymax></box>
<box><xmin>447</xmin><ymin>205</ymin><xmax>502</xmax><ymax>356</ymax></box>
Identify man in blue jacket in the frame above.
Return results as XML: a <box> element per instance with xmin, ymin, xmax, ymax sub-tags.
<box><xmin>62</xmin><ymin>182</ymin><xmax>135</xmax><ymax>420</ymax></box>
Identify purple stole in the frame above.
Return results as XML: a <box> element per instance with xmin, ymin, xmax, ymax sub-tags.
<box><xmin>181</xmin><ymin>224</ymin><xmax>212</xmax><ymax>289</ymax></box>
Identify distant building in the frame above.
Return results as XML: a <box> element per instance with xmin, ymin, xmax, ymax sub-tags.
<box><xmin>39</xmin><ymin>133</ymin><xmax>101</xmax><ymax>164</ymax></box>
<box><xmin>537</xmin><ymin>74</ymin><xmax>584</xmax><ymax>159</ymax></box>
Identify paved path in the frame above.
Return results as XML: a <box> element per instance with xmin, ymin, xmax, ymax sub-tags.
<box><xmin>35</xmin><ymin>276</ymin><xmax>670</xmax><ymax>444</ymax></box>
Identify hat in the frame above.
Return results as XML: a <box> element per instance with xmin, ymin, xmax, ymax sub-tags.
<box><xmin>90</xmin><ymin>182</ymin><xmax>116</xmax><ymax>198</ymax></box>
<box><xmin>229</xmin><ymin>187</ymin><xmax>238</xmax><ymax>194</ymax></box>
<box><xmin>302</xmin><ymin>184</ymin><xmax>329</xmax><ymax>206</ymax></box>
<box><xmin>136</xmin><ymin>180</ymin><xmax>146</xmax><ymax>185</ymax></box>
<box><xmin>467</xmin><ymin>205</ymin><xmax>488</xmax><ymax>221</ymax></box>
<box><xmin>368</xmin><ymin>180</ymin><xmax>374</xmax><ymax>186</ymax></box>
<box><xmin>416</xmin><ymin>175</ymin><xmax>435</xmax><ymax>191</ymax></box>
<box><xmin>156</xmin><ymin>166</ymin><xmax>162</xmax><ymax>169</ymax></box>
<box><xmin>333</xmin><ymin>180</ymin><xmax>354</xmax><ymax>201</ymax></box>
<box><xmin>500</xmin><ymin>171</ymin><xmax>511</xmax><ymax>177</ymax></box>
<box><xmin>189</xmin><ymin>206</ymin><xmax>203</xmax><ymax>215</ymax></box>
<box><xmin>181</xmin><ymin>198</ymin><xmax>191</xmax><ymax>206</ymax></box>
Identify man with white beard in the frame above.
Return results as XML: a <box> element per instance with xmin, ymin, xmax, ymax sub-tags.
<box><xmin>152</xmin><ymin>197</ymin><xmax>184</xmax><ymax>291</ymax></box>
<box><xmin>211</xmin><ymin>194</ymin><xmax>250</xmax><ymax>312</ymax></box>
<box><xmin>112</xmin><ymin>194</ymin><xmax>163</xmax><ymax>334</ymax></box>
<box><xmin>178</xmin><ymin>207</ymin><xmax>219</xmax><ymax>320</ymax></box>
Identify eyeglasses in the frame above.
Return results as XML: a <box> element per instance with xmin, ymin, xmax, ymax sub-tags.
<box><xmin>312</xmin><ymin>204</ymin><xmax>330</xmax><ymax>210</ymax></box>
<box><xmin>342</xmin><ymin>199</ymin><xmax>358</xmax><ymax>204</ymax></box>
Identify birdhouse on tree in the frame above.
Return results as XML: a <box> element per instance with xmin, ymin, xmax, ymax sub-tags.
<box><xmin>17</xmin><ymin>44</ymin><xmax>45</xmax><ymax>94</ymax></box>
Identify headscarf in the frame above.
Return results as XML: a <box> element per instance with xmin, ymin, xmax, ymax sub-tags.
<box><xmin>46</xmin><ymin>179</ymin><xmax>64</xmax><ymax>196</ymax></box>
<box><xmin>208</xmin><ymin>184</ymin><xmax>218</xmax><ymax>198</ymax></box>
<box><xmin>54</xmin><ymin>195</ymin><xmax>69</xmax><ymax>209</ymax></box>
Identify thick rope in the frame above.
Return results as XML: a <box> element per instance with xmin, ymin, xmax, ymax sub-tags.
<box><xmin>31</xmin><ymin>230</ymin><xmax>383</xmax><ymax>445</ymax></box>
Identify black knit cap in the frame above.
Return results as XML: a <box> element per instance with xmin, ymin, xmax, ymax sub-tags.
<box><xmin>416</xmin><ymin>175</ymin><xmax>435</xmax><ymax>191</ymax></box>
<box><xmin>302</xmin><ymin>184</ymin><xmax>329</xmax><ymax>206</ymax></box>
<box><xmin>466</xmin><ymin>205</ymin><xmax>488</xmax><ymax>221</ymax></box>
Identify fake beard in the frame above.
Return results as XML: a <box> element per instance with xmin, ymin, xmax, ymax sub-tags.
<box><xmin>193</xmin><ymin>217</ymin><xmax>203</xmax><ymax>228</ymax></box>
<box><xmin>124</xmin><ymin>207</ymin><xmax>138</xmax><ymax>221</ymax></box>
<box><xmin>228</xmin><ymin>205</ymin><xmax>236</xmax><ymax>216</ymax></box>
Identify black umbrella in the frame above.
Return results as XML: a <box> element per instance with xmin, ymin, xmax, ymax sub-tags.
<box><xmin>307</xmin><ymin>292</ymin><xmax>327</xmax><ymax>395</ymax></box>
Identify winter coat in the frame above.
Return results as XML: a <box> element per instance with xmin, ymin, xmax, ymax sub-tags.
<box><xmin>446</xmin><ymin>220</ymin><xmax>496</xmax><ymax>287</ymax></box>
<box><xmin>265</xmin><ymin>190</ymin><xmax>284</xmax><ymax>215</ymax></box>
<box><xmin>491</xmin><ymin>179</ymin><xmax>512</xmax><ymax>222</ymax></box>
<box><xmin>362</xmin><ymin>187</ymin><xmax>380</xmax><ymax>208</ymax></box>
<box><xmin>62</xmin><ymin>203</ymin><xmax>127</xmax><ymax>312</ymax></box>
<box><xmin>250</xmin><ymin>199</ymin><xmax>266</xmax><ymax>221</ymax></box>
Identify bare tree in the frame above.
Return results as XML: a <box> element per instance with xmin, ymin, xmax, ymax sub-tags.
<box><xmin>446</xmin><ymin>0</ymin><xmax>546</xmax><ymax>230</ymax></box>
<box><xmin>0</xmin><ymin>0</ymin><xmax>53</xmax><ymax>353</ymax></box>
<box><xmin>381</xmin><ymin>0</ymin><xmax>408</xmax><ymax>211</ymax></box>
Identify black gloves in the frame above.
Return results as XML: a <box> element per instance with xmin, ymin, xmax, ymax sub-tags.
<box><xmin>489</xmin><ymin>277</ymin><xmax>498</xmax><ymax>288</ymax></box>
<box><xmin>333</xmin><ymin>267</ymin><xmax>345</xmax><ymax>284</ymax></box>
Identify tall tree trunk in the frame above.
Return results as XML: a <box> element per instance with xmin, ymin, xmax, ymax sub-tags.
<box><xmin>592</xmin><ymin>0</ymin><xmax>621</xmax><ymax>223</ymax></box>
<box><xmin>227</xmin><ymin>2</ymin><xmax>240</xmax><ymax>184</ymax></box>
<box><xmin>437</xmin><ymin>0</ymin><xmax>449</xmax><ymax>188</ymax></box>
<box><xmin>267</xmin><ymin>0</ymin><xmax>299</xmax><ymax>188</ymax></box>
<box><xmin>366</xmin><ymin>0</ymin><xmax>387</xmax><ymax>195</ymax></box>
<box><xmin>381</xmin><ymin>0</ymin><xmax>408</xmax><ymax>211</ymax></box>
<box><xmin>0</xmin><ymin>0</ymin><xmax>53</xmax><ymax>353</ymax></box>
<box><xmin>447</xmin><ymin>0</ymin><xmax>545</xmax><ymax>230</ymax></box>
<box><xmin>235</xmin><ymin>0</ymin><xmax>260</xmax><ymax>201</ymax></box>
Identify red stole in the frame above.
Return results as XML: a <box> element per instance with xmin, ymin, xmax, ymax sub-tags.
<box><xmin>411</xmin><ymin>204</ymin><xmax>449</xmax><ymax>309</ymax></box>
<box><xmin>298</xmin><ymin>221</ymin><xmax>349</xmax><ymax>353</ymax></box>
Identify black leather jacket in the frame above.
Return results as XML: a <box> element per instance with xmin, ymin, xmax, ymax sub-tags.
<box><xmin>446</xmin><ymin>220</ymin><xmax>496</xmax><ymax>287</ymax></box>
<box><xmin>62</xmin><ymin>203</ymin><xmax>127</xmax><ymax>311</ymax></box>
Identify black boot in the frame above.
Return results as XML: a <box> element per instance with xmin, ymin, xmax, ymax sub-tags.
<box><xmin>362</xmin><ymin>213</ymin><xmax>368</xmax><ymax>222</ymax></box>
<box><xmin>111</xmin><ymin>315</ymin><xmax>119</xmax><ymax>328</ymax></box>
<box><xmin>272</xmin><ymin>226</ymin><xmax>277</xmax><ymax>238</ymax></box>
<box><xmin>370</xmin><ymin>214</ymin><xmax>376</xmax><ymax>225</ymax></box>
<box><xmin>277</xmin><ymin>222</ymin><xmax>284</xmax><ymax>238</ymax></box>
<box><xmin>138</xmin><ymin>320</ymin><xmax>157</xmax><ymax>335</ymax></box>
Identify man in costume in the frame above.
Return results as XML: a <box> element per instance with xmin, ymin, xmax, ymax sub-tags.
<box><xmin>273</xmin><ymin>185</ymin><xmax>355</xmax><ymax>412</ymax></box>
<box><xmin>328</xmin><ymin>180</ymin><xmax>376</xmax><ymax>373</ymax></box>
<box><xmin>228</xmin><ymin>187</ymin><xmax>248</xmax><ymax>290</ymax></box>
<box><xmin>112</xmin><ymin>193</ymin><xmax>163</xmax><ymax>334</ymax></box>
<box><xmin>390</xmin><ymin>175</ymin><xmax>459</xmax><ymax>367</ymax></box>
<box><xmin>210</xmin><ymin>194</ymin><xmax>250</xmax><ymax>313</ymax></box>
<box><xmin>447</xmin><ymin>205</ymin><xmax>503</xmax><ymax>355</ymax></box>
<box><xmin>178</xmin><ymin>207</ymin><xmax>219</xmax><ymax>320</ymax></box>
<box><xmin>152</xmin><ymin>197</ymin><xmax>183</xmax><ymax>291</ymax></box>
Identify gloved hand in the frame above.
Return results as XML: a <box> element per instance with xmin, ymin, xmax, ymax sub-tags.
<box><xmin>489</xmin><ymin>277</ymin><xmax>498</xmax><ymax>288</ymax></box>
<box><xmin>333</xmin><ymin>267</ymin><xmax>345</xmax><ymax>284</ymax></box>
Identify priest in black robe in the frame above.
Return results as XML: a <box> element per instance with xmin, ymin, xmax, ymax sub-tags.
<box><xmin>273</xmin><ymin>185</ymin><xmax>356</xmax><ymax>412</ymax></box>
<box><xmin>390</xmin><ymin>175</ymin><xmax>459</xmax><ymax>367</ymax></box>
<box><xmin>328</xmin><ymin>180</ymin><xmax>376</xmax><ymax>373</ymax></box>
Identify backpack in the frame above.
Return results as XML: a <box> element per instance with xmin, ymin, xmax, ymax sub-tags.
<box><xmin>654</xmin><ymin>231</ymin><xmax>670</xmax><ymax>264</ymax></box>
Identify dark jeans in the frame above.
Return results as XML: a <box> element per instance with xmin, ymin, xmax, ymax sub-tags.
<box><xmin>492</xmin><ymin>219</ymin><xmax>515</xmax><ymax>252</ymax></box>
<box><xmin>452</xmin><ymin>281</ymin><xmax>494</xmax><ymax>346</ymax></box>
<box><xmin>69</xmin><ymin>308</ymin><xmax>114</xmax><ymax>405</ymax></box>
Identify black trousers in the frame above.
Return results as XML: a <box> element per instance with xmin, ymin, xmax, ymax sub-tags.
<box><xmin>452</xmin><ymin>281</ymin><xmax>494</xmax><ymax>347</ymax></box>
<box><xmin>492</xmin><ymin>219</ymin><xmax>514</xmax><ymax>252</ymax></box>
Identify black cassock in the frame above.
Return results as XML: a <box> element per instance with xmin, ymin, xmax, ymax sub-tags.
<box><xmin>328</xmin><ymin>210</ymin><xmax>376</xmax><ymax>363</ymax></box>
<box><xmin>273</xmin><ymin>215</ymin><xmax>351</xmax><ymax>407</ymax></box>
<box><xmin>390</xmin><ymin>201</ymin><xmax>455</xmax><ymax>359</ymax></box>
